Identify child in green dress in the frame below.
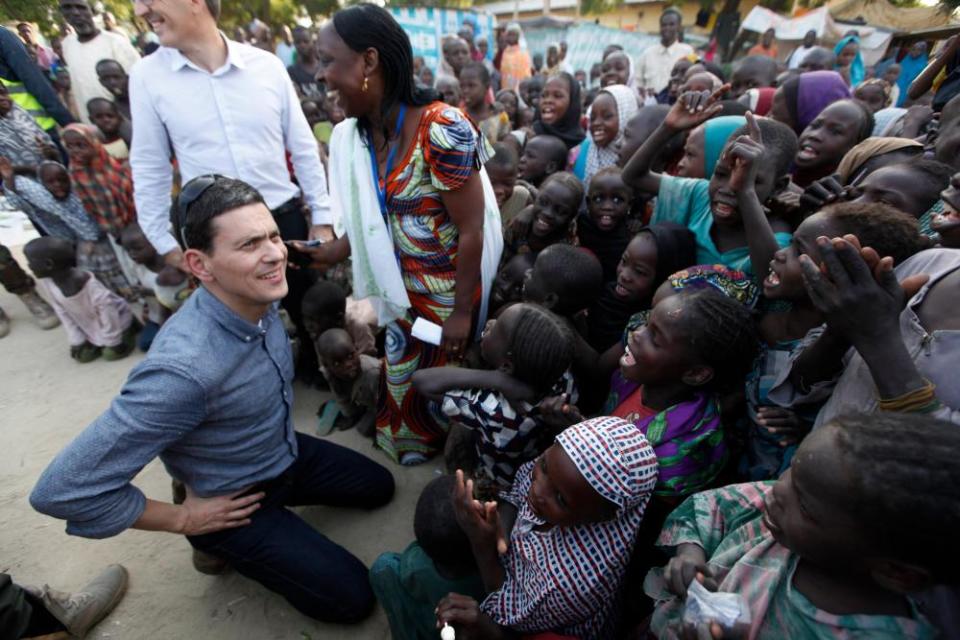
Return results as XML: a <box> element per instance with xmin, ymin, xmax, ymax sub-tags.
<box><xmin>646</xmin><ymin>412</ymin><xmax>952</xmax><ymax>639</ymax></box>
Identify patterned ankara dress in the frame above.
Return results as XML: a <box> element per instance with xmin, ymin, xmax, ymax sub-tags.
<box><xmin>375</xmin><ymin>102</ymin><xmax>493</xmax><ymax>462</ymax></box>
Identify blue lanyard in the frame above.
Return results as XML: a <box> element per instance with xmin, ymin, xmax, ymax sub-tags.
<box><xmin>369</xmin><ymin>103</ymin><xmax>407</xmax><ymax>225</ymax></box>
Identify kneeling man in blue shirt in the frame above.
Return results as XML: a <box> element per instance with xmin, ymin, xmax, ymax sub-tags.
<box><xmin>30</xmin><ymin>175</ymin><xmax>395</xmax><ymax>624</ymax></box>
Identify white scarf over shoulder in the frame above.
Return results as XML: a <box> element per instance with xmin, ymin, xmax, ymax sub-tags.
<box><xmin>328</xmin><ymin>117</ymin><xmax>503</xmax><ymax>334</ymax></box>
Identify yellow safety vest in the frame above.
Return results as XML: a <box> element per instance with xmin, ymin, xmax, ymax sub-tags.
<box><xmin>0</xmin><ymin>77</ymin><xmax>56</xmax><ymax>131</ymax></box>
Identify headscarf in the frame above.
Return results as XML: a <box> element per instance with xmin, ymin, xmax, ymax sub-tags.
<box><xmin>583</xmin><ymin>84</ymin><xmax>638</xmax><ymax>184</ymax></box>
<box><xmin>533</xmin><ymin>72</ymin><xmax>585</xmax><ymax>149</ymax></box>
<box><xmin>872</xmin><ymin>106</ymin><xmax>907</xmax><ymax>136</ymax></box>
<box><xmin>62</xmin><ymin>123</ymin><xmax>136</xmax><ymax>237</ymax></box>
<box><xmin>481</xmin><ymin>416</ymin><xmax>657</xmax><ymax>639</ymax></box>
<box><xmin>742</xmin><ymin>87</ymin><xmax>776</xmax><ymax>116</ymax></box>
<box><xmin>834</xmin><ymin>137</ymin><xmax>923</xmax><ymax>184</ymax></box>
<box><xmin>703</xmin><ymin>115</ymin><xmax>747</xmax><ymax>179</ymax></box>
<box><xmin>897</xmin><ymin>46</ymin><xmax>929</xmax><ymax>107</ymax></box>
<box><xmin>556</xmin><ymin>417</ymin><xmax>657</xmax><ymax>511</ymax></box>
<box><xmin>781</xmin><ymin>70</ymin><xmax>851</xmax><ymax>135</ymax></box>
<box><xmin>0</xmin><ymin>103</ymin><xmax>50</xmax><ymax>166</ymax></box>
<box><xmin>662</xmin><ymin>264</ymin><xmax>760</xmax><ymax>309</ymax></box>
<box><xmin>855</xmin><ymin>78</ymin><xmax>893</xmax><ymax>109</ymax></box>
<box><xmin>834</xmin><ymin>35</ymin><xmax>865</xmax><ymax>87</ymax></box>
<box><xmin>500</xmin><ymin>23</ymin><xmax>532</xmax><ymax>92</ymax></box>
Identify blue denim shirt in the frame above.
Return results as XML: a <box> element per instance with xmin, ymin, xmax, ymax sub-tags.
<box><xmin>30</xmin><ymin>286</ymin><xmax>298</xmax><ymax>539</ymax></box>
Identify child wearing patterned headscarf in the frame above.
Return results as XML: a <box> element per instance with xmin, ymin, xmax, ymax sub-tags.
<box><xmin>439</xmin><ymin>416</ymin><xmax>658</xmax><ymax>639</ymax></box>
<box><xmin>572</xmin><ymin>84</ymin><xmax>639</xmax><ymax>185</ymax></box>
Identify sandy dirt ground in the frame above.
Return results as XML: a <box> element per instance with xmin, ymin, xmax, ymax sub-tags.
<box><xmin>0</xmin><ymin>234</ymin><xmax>441</xmax><ymax>639</ymax></box>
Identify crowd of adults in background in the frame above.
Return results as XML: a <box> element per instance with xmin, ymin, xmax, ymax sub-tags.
<box><xmin>2</xmin><ymin>1</ymin><xmax>960</xmax><ymax>639</ymax></box>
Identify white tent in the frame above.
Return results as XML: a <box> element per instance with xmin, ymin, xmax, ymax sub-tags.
<box><xmin>739</xmin><ymin>6</ymin><xmax>893</xmax><ymax>66</ymax></box>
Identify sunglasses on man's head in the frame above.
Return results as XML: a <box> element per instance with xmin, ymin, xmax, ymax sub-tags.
<box><xmin>176</xmin><ymin>174</ymin><xmax>221</xmax><ymax>249</ymax></box>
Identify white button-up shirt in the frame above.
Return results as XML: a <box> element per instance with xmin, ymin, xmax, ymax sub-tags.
<box><xmin>129</xmin><ymin>37</ymin><xmax>331</xmax><ymax>255</ymax></box>
<box><xmin>636</xmin><ymin>40</ymin><xmax>695</xmax><ymax>94</ymax></box>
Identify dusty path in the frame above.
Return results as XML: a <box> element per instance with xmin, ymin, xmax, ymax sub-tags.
<box><xmin>0</xmin><ymin>237</ymin><xmax>439</xmax><ymax>639</ymax></box>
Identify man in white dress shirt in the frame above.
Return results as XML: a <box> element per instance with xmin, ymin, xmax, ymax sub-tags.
<box><xmin>130</xmin><ymin>0</ymin><xmax>332</xmax><ymax>378</ymax></box>
<box><xmin>636</xmin><ymin>8</ymin><xmax>695</xmax><ymax>96</ymax></box>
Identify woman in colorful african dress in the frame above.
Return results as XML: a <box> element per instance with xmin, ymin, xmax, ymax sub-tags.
<box><xmin>299</xmin><ymin>5</ymin><xmax>503</xmax><ymax>465</ymax></box>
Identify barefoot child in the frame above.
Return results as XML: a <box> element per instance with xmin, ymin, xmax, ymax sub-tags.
<box><xmin>24</xmin><ymin>236</ymin><xmax>135</xmax><ymax>363</ymax></box>
<box><xmin>413</xmin><ymin>303</ymin><xmax>576</xmax><ymax>489</ymax></box>
<box><xmin>316</xmin><ymin>328</ymin><xmax>380</xmax><ymax>437</ymax></box>
<box><xmin>437</xmin><ymin>417</ymin><xmax>658</xmax><ymax>638</ymax></box>
<box><xmin>0</xmin><ymin>158</ymin><xmax>133</xmax><ymax>301</ymax></box>
<box><xmin>647</xmin><ymin>412</ymin><xmax>950</xmax><ymax>638</ymax></box>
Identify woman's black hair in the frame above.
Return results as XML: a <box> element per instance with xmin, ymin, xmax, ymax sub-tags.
<box><xmin>507</xmin><ymin>304</ymin><xmax>575</xmax><ymax>395</ymax></box>
<box><xmin>331</xmin><ymin>3</ymin><xmax>438</xmax><ymax>147</ymax></box>
<box><xmin>829</xmin><ymin>412</ymin><xmax>960</xmax><ymax>583</ymax></box>
<box><xmin>673</xmin><ymin>288</ymin><xmax>759</xmax><ymax>391</ymax></box>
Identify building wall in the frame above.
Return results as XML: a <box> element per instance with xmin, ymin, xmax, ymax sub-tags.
<box><xmin>498</xmin><ymin>0</ymin><xmax>764</xmax><ymax>39</ymax></box>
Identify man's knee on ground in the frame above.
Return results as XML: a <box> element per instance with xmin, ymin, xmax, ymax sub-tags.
<box><xmin>366</xmin><ymin>463</ymin><xmax>396</xmax><ymax>509</ymax></box>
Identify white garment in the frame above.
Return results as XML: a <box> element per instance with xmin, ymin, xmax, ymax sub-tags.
<box><xmin>787</xmin><ymin>45</ymin><xmax>814</xmax><ymax>70</ymax></box>
<box><xmin>636</xmin><ymin>41</ymin><xmax>694</xmax><ymax>94</ymax></box>
<box><xmin>328</xmin><ymin>118</ymin><xmax>503</xmax><ymax>334</ymax></box>
<box><xmin>61</xmin><ymin>31</ymin><xmax>140</xmax><ymax>124</ymax></box>
<box><xmin>129</xmin><ymin>36</ymin><xmax>331</xmax><ymax>255</ymax></box>
<box><xmin>275</xmin><ymin>42</ymin><xmax>296</xmax><ymax>67</ymax></box>
<box><xmin>37</xmin><ymin>274</ymin><xmax>132</xmax><ymax>347</ymax></box>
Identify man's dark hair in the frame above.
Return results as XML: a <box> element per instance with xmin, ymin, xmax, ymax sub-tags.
<box><xmin>205</xmin><ymin>0</ymin><xmax>220</xmax><ymax>19</ymax></box>
<box><xmin>332</xmin><ymin>3</ymin><xmax>438</xmax><ymax>147</ymax></box>
<box><xmin>170</xmin><ymin>176</ymin><xmax>265</xmax><ymax>253</ymax></box>
<box><xmin>662</xmin><ymin>7</ymin><xmax>683</xmax><ymax>23</ymax></box>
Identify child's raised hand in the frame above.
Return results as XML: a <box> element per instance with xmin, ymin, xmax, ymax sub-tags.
<box><xmin>664</xmin><ymin>84</ymin><xmax>730</xmax><ymax>132</ymax></box>
<box><xmin>727</xmin><ymin>111</ymin><xmax>764</xmax><ymax>194</ymax></box>
<box><xmin>798</xmin><ymin>236</ymin><xmax>926</xmax><ymax>348</ymax></box>
<box><xmin>537</xmin><ymin>393</ymin><xmax>584</xmax><ymax>428</ymax></box>
<box><xmin>452</xmin><ymin>470</ymin><xmax>507</xmax><ymax>554</ymax></box>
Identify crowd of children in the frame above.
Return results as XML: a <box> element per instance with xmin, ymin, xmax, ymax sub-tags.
<box><xmin>3</xmin><ymin>12</ymin><xmax>960</xmax><ymax>640</ymax></box>
<box><xmin>357</xmin><ymin>20</ymin><xmax>960</xmax><ymax>640</ymax></box>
